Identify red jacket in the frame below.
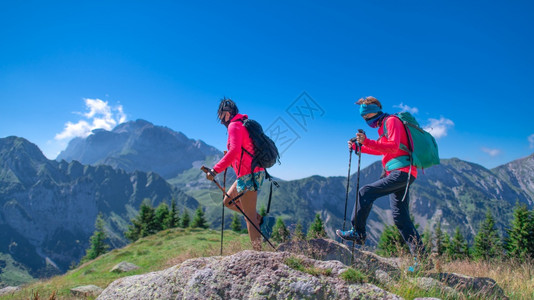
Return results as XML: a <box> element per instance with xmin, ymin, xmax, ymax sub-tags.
<box><xmin>356</xmin><ymin>116</ymin><xmax>418</xmax><ymax>178</ymax></box>
<box><xmin>213</xmin><ymin>114</ymin><xmax>264</xmax><ymax>177</ymax></box>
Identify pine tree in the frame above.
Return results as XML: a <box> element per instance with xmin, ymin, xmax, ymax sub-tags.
<box><xmin>82</xmin><ymin>213</ymin><xmax>109</xmax><ymax>262</ymax></box>
<box><xmin>259</xmin><ymin>204</ymin><xmax>267</xmax><ymax>217</ymax></box>
<box><xmin>422</xmin><ymin>225</ymin><xmax>433</xmax><ymax>254</ymax></box>
<box><xmin>449</xmin><ymin>227</ymin><xmax>469</xmax><ymax>260</ymax></box>
<box><xmin>181</xmin><ymin>209</ymin><xmax>191</xmax><ymax>228</ymax></box>
<box><xmin>139</xmin><ymin>201</ymin><xmax>158</xmax><ymax>236</ymax></box>
<box><xmin>271</xmin><ymin>217</ymin><xmax>290</xmax><ymax>243</ymax></box>
<box><xmin>154</xmin><ymin>202</ymin><xmax>170</xmax><ymax>231</ymax></box>
<box><xmin>434</xmin><ymin>220</ymin><xmax>445</xmax><ymax>256</ymax></box>
<box><xmin>125</xmin><ymin>200</ymin><xmax>157</xmax><ymax>241</ymax></box>
<box><xmin>167</xmin><ymin>198</ymin><xmax>180</xmax><ymax>229</ymax></box>
<box><xmin>473</xmin><ymin>210</ymin><xmax>502</xmax><ymax>261</ymax></box>
<box><xmin>442</xmin><ymin>232</ymin><xmax>452</xmax><ymax>260</ymax></box>
<box><xmin>191</xmin><ymin>206</ymin><xmax>209</xmax><ymax>229</ymax></box>
<box><xmin>125</xmin><ymin>218</ymin><xmax>142</xmax><ymax>242</ymax></box>
<box><xmin>307</xmin><ymin>213</ymin><xmax>326</xmax><ymax>239</ymax></box>
<box><xmin>230</xmin><ymin>213</ymin><xmax>242</xmax><ymax>232</ymax></box>
<box><xmin>293</xmin><ymin>220</ymin><xmax>305</xmax><ymax>241</ymax></box>
<box><xmin>377</xmin><ymin>224</ymin><xmax>410</xmax><ymax>257</ymax></box>
<box><xmin>506</xmin><ymin>203</ymin><xmax>533</xmax><ymax>260</ymax></box>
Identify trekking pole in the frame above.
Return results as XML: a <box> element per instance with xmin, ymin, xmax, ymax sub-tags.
<box><xmin>201</xmin><ymin>166</ymin><xmax>277</xmax><ymax>251</ymax></box>
<box><xmin>342</xmin><ymin>145</ymin><xmax>354</xmax><ymax>245</ymax></box>
<box><xmin>351</xmin><ymin>129</ymin><xmax>365</xmax><ymax>264</ymax></box>
<box><xmin>220</xmin><ymin>168</ymin><xmax>227</xmax><ymax>255</ymax></box>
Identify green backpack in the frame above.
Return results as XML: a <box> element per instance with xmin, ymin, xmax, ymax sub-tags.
<box><xmin>381</xmin><ymin>112</ymin><xmax>440</xmax><ymax>171</ymax></box>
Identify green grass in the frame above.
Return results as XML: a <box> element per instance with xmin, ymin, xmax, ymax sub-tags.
<box><xmin>0</xmin><ymin>253</ymin><xmax>35</xmax><ymax>287</ymax></box>
<box><xmin>2</xmin><ymin>228</ymin><xmax>250</xmax><ymax>300</ymax></box>
<box><xmin>284</xmin><ymin>256</ymin><xmax>332</xmax><ymax>277</ymax></box>
<box><xmin>339</xmin><ymin>267</ymin><xmax>367</xmax><ymax>284</ymax></box>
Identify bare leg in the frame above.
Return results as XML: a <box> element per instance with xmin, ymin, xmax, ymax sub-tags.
<box><xmin>223</xmin><ymin>181</ymin><xmax>242</xmax><ymax>214</ymax></box>
<box><xmin>240</xmin><ymin>190</ymin><xmax>261</xmax><ymax>251</ymax></box>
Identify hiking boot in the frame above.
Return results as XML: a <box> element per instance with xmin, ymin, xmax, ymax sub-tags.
<box><xmin>335</xmin><ymin>228</ymin><xmax>366</xmax><ymax>245</ymax></box>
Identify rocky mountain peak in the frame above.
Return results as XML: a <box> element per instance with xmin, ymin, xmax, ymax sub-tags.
<box><xmin>56</xmin><ymin>120</ymin><xmax>221</xmax><ymax>179</ymax></box>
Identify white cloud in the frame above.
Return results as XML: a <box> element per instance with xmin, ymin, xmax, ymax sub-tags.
<box><xmin>529</xmin><ymin>134</ymin><xmax>534</xmax><ymax>149</ymax></box>
<box><xmin>54</xmin><ymin>120</ymin><xmax>92</xmax><ymax>140</ymax></box>
<box><xmin>55</xmin><ymin>98</ymin><xmax>127</xmax><ymax>141</ymax></box>
<box><xmin>481</xmin><ymin>147</ymin><xmax>501</xmax><ymax>157</ymax></box>
<box><xmin>394</xmin><ymin>102</ymin><xmax>419</xmax><ymax>114</ymax></box>
<box><xmin>423</xmin><ymin>117</ymin><xmax>454</xmax><ymax>139</ymax></box>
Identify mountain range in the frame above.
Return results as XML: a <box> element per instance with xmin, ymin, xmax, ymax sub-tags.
<box><xmin>1</xmin><ymin>119</ymin><xmax>533</xmax><ymax>286</ymax></box>
<box><xmin>0</xmin><ymin>135</ymin><xmax>198</xmax><ymax>285</ymax></box>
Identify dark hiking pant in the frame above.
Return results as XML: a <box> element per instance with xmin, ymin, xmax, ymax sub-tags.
<box><xmin>351</xmin><ymin>170</ymin><xmax>424</xmax><ymax>256</ymax></box>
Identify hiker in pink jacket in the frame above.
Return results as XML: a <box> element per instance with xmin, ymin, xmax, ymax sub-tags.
<box><xmin>206</xmin><ymin>98</ymin><xmax>265</xmax><ymax>250</ymax></box>
<box><xmin>337</xmin><ymin>96</ymin><xmax>425</xmax><ymax>265</ymax></box>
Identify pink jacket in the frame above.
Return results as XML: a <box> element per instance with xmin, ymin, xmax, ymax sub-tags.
<box><xmin>356</xmin><ymin>116</ymin><xmax>418</xmax><ymax>178</ymax></box>
<box><xmin>213</xmin><ymin>114</ymin><xmax>265</xmax><ymax>177</ymax></box>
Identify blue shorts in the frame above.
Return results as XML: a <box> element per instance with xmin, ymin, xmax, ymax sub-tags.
<box><xmin>237</xmin><ymin>171</ymin><xmax>265</xmax><ymax>193</ymax></box>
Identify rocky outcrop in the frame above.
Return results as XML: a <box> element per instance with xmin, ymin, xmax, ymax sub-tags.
<box><xmin>110</xmin><ymin>262</ymin><xmax>139</xmax><ymax>273</ymax></box>
<box><xmin>278</xmin><ymin>239</ymin><xmax>507</xmax><ymax>300</ymax></box>
<box><xmin>0</xmin><ymin>286</ymin><xmax>21</xmax><ymax>296</ymax></box>
<box><xmin>278</xmin><ymin>238</ymin><xmax>401</xmax><ymax>276</ymax></box>
<box><xmin>97</xmin><ymin>239</ymin><xmax>508</xmax><ymax>299</ymax></box>
<box><xmin>70</xmin><ymin>285</ymin><xmax>103</xmax><ymax>297</ymax></box>
<box><xmin>427</xmin><ymin>272</ymin><xmax>507</xmax><ymax>299</ymax></box>
<box><xmin>97</xmin><ymin>250</ymin><xmax>401</xmax><ymax>300</ymax></box>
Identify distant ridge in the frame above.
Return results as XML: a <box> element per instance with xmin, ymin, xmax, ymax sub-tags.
<box><xmin>57</xmin><ymin>119</ymin><xmax>222</xmax><ymax>179</ymax></box>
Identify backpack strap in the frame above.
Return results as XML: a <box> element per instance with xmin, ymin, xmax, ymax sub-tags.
<box><xmin>381</xmin><ymin>115</ymin><xmax>415</xmax><ymax>171</ymax></box>
<box><xmin>240</xmin><ymin>146</ymin><xmax>258</xmax><ymax>190</ymax></box>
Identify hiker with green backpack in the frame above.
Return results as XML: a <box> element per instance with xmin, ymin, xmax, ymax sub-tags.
<box><xmin>337</xmin><ymin>96</ymin><xmax>439</xmax><ymax>269</ymax></box>
<box><xmin>205</xmin><ymin>98</ymin><xmax>279</xmax><ymax>251</ymax></box>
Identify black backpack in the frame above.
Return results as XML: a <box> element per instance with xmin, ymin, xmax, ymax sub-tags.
<box><xmin>241</xmin><ymin>118</ymin><xmax>280</xmax><ymax>169</ymax></box>
<box><xmin>239</xmin><ymin>117</ymin><xmax>280</xmax><ymax>213</ymax></box>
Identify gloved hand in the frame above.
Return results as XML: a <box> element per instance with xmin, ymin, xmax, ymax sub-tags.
<box><xmin>206</xmin><ymin>168</ymin><xmax>217</xmax><ymax>181</ymax></box>
<box><xmin>348</xmin><ymin>139</ymin><xmax>360</xmax><ymax>152</ymax></box>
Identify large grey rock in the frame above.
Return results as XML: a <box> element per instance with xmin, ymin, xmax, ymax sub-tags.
<box><xmin>428</xmin><ymin>272</ymin><xmax>508</xmax><ymax>300</ymax></box>
<box><xmin>97</xmin><ymin>250</ymin><xmax>402</xmax><ymax>300</ymax></box>
<box><xmin>412</xmin><ymin>277</ymin><xmax>458</xmax><ymax>298</ymax></box>
<box><xmin>279</xmin><ymin>238</ymin><xmax>508</xmax><ymax>299</ymax></box>
<box><xmin>278</xmin><ymin>238</ymin><xmax>402</xmax><ymax>277</ymax></box>
<box><xmin>110</xmin><ymin>261</ymin><xmax>140</xmax><ymax>273</ymax></box>
<box><xmin>0</xmin><ymin>286</ymin><xmax>21</xmax><ymax>296</ymax></box>
<box><xmin>70</xmin><ymin>285</ymin><xmax>103</xmax><ymax>297</ymax></box>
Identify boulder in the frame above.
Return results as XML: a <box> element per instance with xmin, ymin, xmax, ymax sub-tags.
<box><xmin>278</xmin><ymin>238</ymin><xmax>401</xmax><ymax>277</ymax></box>
<box><xmin>97</xmin><ymin>250</ymin><xmax>401</xmax><ymax>300</ymax></box>
<box><xmin>0</xmin><ymin>286</ymin><xmax>21</xmax><ymax>296</ymax></box>
<box><xmin>71</xmin><ymin>285</ymin><xmax>103</xmax><ymax>297</ymax></box>
<box><xmin>110</xmin><ymin>261</ymin><xmax>140</xmax><ymax>273</ymax></box>
<box><xmin>278</xmin><ymin>238</ymin><xmax>508</xmax><ymax>299</ymax></box>
<box><xmin>428</xmin><ymin>272</ymin><xmax>508</xmax><ymax>300</ymax></box>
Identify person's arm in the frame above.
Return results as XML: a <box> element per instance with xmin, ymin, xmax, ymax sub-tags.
<box><xmin>361</xmin><ymin>144</ymin><xmax>383</xmax><ymax>155</ymax></box>
<box><xmin>349</xmin><ymin>139</ymin><xmax>382</xmax><ymax>156</ymax></box>
<box><xmin>362</xmin><ymin>117</ymin><xmax>403</xmax><ymax>154</ymax></box>
<box><xmin>213</xmin><ymin>123</ymin><xmax>243</xmax><ymax>173</ymax></box>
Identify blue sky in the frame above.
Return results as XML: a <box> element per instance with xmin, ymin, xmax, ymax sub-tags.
<box><xmin>1</xmin><ymin>1</ymin><xmax>533</xmax><ymax>180</ymax></box>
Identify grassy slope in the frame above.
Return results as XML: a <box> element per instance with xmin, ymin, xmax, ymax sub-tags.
<box><xmin>1</xmin><ymin>228</ymin><xmax>251</xmax><ymax>299</ymax></box>
<box><xmin>0</xmin><ymin>253</ymin><xmax>35</xmax><ymax>287</ymax></box>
